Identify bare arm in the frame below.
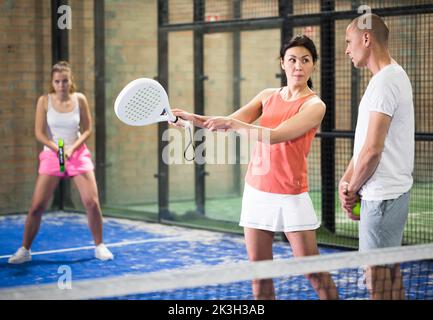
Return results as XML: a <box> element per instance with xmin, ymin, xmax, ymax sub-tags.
<box><xmin>338</xmin><ymin>112</ymin><xmax>390</xmax><ymax>218</ymax></box>
<box><xmin>172</xmin><ymin>88</ymin><xmax>275</xmax><ymax>128</ymax></box>
<box><xmin>348</xmin><ymin>111</ymin><xmax>391</xmax><ymax>194</ymax></box>
<box><xmin>34</xmin><ymin>95</ymin><xmax>58</xmax><ymax>152</ymax></box>
<box><xmin>227</xmin><ymin>88</ymin><xmax>275</xmax><ymax>123</ymax></box>
<box><xmin>204</xmin><ymin>96</ymin><xmax>326</xmax><ymax>145</ymax></box>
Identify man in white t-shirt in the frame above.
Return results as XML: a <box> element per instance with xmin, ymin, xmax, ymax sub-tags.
<box><xmin>339</xmin><ymin>13</ymin><xmax>414</xmax><ymax>300</ymax></box>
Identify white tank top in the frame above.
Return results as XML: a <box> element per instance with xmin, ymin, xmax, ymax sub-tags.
<box><xmin>44</xmin><ymin>93</ymin><xmax>80</xmax><ymax>150</ymax></box>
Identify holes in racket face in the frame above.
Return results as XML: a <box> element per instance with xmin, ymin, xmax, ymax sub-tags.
<box><xmin>123</xmin><ymin>85</ymin><xmax>162</xmax><ymax>123</ymax></box>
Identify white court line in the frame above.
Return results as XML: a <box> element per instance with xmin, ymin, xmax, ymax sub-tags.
<box><xmin>0</xmin><ymin>234</ymin><xmax>222</xmax><ymax>260</ymax></box>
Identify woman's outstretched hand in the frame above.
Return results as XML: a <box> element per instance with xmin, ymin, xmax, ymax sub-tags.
<box><xmin>171</xmin><ymin>108</ymin><xmax>208</xmax><ymax>128</ymax></box>
<box><xmin>203</xmin><ymin>116</ymin><xmax>233</xmax><ymax>131</ymax></box>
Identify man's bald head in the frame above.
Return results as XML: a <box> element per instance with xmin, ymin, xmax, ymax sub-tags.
<box><xmin>348</xmin><ymin>13</ymin><xmax>389</xmax><ymax>47</ymax></box>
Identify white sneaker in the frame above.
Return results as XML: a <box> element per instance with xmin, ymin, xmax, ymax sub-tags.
<box><xmin>8</xmin><ymin>247</ymin><xmax>32</xmax><ymax>264</ymax></box>
<box><xmin>95</xmin><ymin>243</ymin><xmax>114</xmax><ymax>261</ymax></box>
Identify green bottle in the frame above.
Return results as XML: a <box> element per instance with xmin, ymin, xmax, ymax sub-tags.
<box><xmin>58</xmin><ymin>138</ymin><xmax>65</xmax><ymax>173</ymax></box>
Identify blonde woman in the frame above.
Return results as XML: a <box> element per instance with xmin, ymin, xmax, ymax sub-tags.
<box><xmin>9</xmin><ymin>61</ymin><xmax>113</xmax><ymax>264</ymax></box>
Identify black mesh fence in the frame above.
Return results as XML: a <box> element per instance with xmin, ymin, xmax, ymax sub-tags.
<box><xmin>154</xmin><ymin>0</ymin><xmax>433</xmax><ymax>248</ymax></box>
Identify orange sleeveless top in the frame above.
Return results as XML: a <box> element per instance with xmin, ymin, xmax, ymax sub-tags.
<box><xmin>245</xmin><ymin>90</ymin><xmax>319</xmax><ymax>194</ymax></box>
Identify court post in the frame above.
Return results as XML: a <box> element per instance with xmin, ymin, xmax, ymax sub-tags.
<box><xmin>157</xmin><ymin>0</ymin><xmax>172</xmax><ymax>221</ymax></box>
<box><xmin>51</xmin><ymin>0</ymin><xmax>72</xmax><ymax>211</ymax></box>
<box><xmin>94</xmin><ymin>0</ymin><xmax>107</xmax><ymax>204</ymax></box>
<box><xmin>194</xmin><ymin>0</ymin><xmax>207</xmax><ymax>216</ymax></box>
<box><xmin>320</xmin><ymin>0</ymin><xmax>336</xmax><ymax>233</ymax></box>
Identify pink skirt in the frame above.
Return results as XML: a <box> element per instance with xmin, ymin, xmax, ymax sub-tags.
<box><xmin>38</xmin><ymin>144</ymin><xmax>94</xmax><ymax>178</ymax></box>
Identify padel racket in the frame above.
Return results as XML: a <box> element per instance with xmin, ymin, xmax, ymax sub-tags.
<box><xmin>58</xmin><ymin>138</ymin><xmax>65</xmax><ymax>173</ymax></box>
<box><xmin>114</xmin><ymin>78</ymin><xmax>194</xmax><ymax>160</ymax></box>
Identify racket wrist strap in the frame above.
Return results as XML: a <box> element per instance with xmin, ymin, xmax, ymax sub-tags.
<box><xmin>184</xmin><ymin>126</ymin><xmax>195</xmax><ymax>161</ymax></box>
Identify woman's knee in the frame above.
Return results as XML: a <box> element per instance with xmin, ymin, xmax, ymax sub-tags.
<box><xmin>82</xmin><ymin>197</ymin><xmax>100</xmax><ymax>213</ymax></box>
<box><xmin>29</xmin><ymin>203</ymin><xmax>46</xmax><ymax>216</ymax></box>
<box><xmin>248</xmin><ymin>251</ymin><xmax>273</xmax><ymax>262</ymax></box>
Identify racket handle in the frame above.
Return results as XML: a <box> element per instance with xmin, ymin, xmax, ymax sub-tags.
<box><xmin>174</xmin><ymin>116</ymin><xmax>191</xmax><ymax>128</ymax></box>
<box><xmin>58</xmin><ymin>138</ymin><xmax>65</xmax><ymax>173</ymax></box>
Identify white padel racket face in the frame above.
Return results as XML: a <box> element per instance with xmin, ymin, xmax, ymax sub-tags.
<box><xmin>114</xmin><ymin>78</ymin><xmax>172</xmax><ymax>126</ymax></box>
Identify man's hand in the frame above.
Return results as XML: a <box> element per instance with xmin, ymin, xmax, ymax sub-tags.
<box><xmin>339</xmin><ymin>181</ymin><xmax>360</xmax><ymax>221</ymax></box>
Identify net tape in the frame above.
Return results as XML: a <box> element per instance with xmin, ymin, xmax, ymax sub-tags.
<box><xmin>1</xmin><ymin>243</ymin><xmax>432</xmax><ymax>300</ymax></box>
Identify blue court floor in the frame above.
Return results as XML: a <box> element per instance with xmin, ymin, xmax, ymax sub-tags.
<box><xmin>0</xmin><ymin>212</ymin><xmax>431</xmax><ymax>300</ymax></box>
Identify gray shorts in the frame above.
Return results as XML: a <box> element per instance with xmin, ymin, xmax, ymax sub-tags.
<box><xmin>359</xmin><ymin>192</ymin><xmax>410</xmax><ymax>252</ymax></box>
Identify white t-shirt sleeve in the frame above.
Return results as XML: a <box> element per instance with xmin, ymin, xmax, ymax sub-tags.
<box><xmin>367</xmin><ymin>74</ymin><xmax>400</xmax><ymax>117</ymax></box>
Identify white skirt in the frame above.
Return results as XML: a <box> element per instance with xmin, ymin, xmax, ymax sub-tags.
<box><xmin>239</xmin><ymin>183</ymin><xmax>320</xmax><ymax>232</ymax></box>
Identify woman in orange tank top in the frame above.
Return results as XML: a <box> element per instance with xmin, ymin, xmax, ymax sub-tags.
<box><xmin>173</xmin><ymin>35</ymin><xmax>338</xmax><ymax>300</ymax></box>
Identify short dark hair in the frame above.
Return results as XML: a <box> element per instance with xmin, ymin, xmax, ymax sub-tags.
<box><xmin>280</xmin><ymin>34</ymin><xmax>318</xmax><ymax>89</ymax></box>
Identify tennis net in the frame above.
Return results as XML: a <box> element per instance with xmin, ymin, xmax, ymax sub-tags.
<box><xmin>1</xmin><ymin>243</ymin><xmax>432</xmax><ymax>300</ymax></box>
